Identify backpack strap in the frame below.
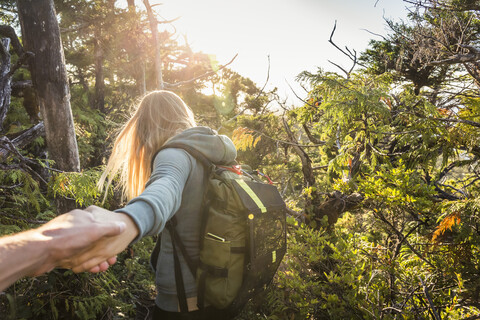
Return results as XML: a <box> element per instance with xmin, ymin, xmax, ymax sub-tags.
<box><xmin>150</xmin><ymin>142</ymin><xmax>214</xmax><ymax>312</ymax></box>
<box><xmin>151</xmin><ymin>142</ymin><xmax>213</xmax><ymax>172</ymax></box>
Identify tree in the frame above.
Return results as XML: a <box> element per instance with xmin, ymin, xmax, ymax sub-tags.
<box><xmin>16</xmin><ymin>0</ymin><xmax>80</xmax><ymax>175</ymax></box>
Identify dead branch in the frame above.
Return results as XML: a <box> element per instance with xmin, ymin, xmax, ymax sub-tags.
<box><xmin>167</xmin><ymin>53</ymin><xmax>238</xmax><ymax>88</ymax></box>
<box><xmin>0</xmin><ymin>25</ymin><xmax>24</xmax><ymax>56</ymax></box>
<box><xmin>0</xmin><ymin>122</ymin><xmax>45</xmax><ymax>160</ymax></box>
<box><xmin>157</xmin><ymin>16</ymin><xmax>181</xmax><ymax>25</ymax></box>
<box><xmin>328</xmin><ymin>21</ymin><xmax>366</xmax><ymax>75</ymax></box>
<box><xmin>285</xmin><ymin>80</ymin><xmax>315</xmax><ymax>107</ymax></box>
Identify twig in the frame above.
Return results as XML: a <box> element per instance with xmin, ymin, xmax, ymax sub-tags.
<box><xmin>285</xmin><ymin>80</ymin><xmax>314</xmax><ymax>107</ymax></box>
<box><xmin>419</xmin><ymin>276</ymin><xmax>442</xmax><ymax>320</ymax></box>
<box><xmin>361</xmin><ymin>28</ymin><xmax>387</xmax><ymax>40</ymax></box>
<box><xmin>328</xmin><ymin>60</ymin><xmax>349</xmax><ymax>77</ymax></box>
<box><xmin>460</xmin><ymin>314</ymin><xmax>480</xmax><ymax>320</ymax></box>
<box><xmin>167</xmin><ymin>53</ymin><xmax>238</xmax><ymax>88</ymax></box>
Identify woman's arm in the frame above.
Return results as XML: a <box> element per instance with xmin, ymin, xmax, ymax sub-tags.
<box><xmin>0</xmin><ymin>209</ymin><xmax>126</xmax><ymax>291</ymax></box>
<box><xmin>66</xmin><ymin>149</ymin><xmax>192</xmax><ymax>273</ymax></box>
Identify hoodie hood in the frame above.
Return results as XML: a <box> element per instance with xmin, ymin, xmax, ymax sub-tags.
<box><xmin>164</xmin><ymin>126</ymin><xmax>237</xmax><ymax>165</ymax></box>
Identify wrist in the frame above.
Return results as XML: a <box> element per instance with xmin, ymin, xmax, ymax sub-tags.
<box><xmin>115</xmin><ymin>212</ymin><xmax>139</xmax><ymax>243</ymax></box>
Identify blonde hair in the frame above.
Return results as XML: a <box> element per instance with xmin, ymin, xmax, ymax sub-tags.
<box><xmin>99</xmin><ymin>90</ymin><xmax>196</xmax><ymax>200</ymax></box>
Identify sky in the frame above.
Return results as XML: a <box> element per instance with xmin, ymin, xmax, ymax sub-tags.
<box><xmin>146</xmin><ymin>0</ymin><xmax>411</xmax><ymax>105</ymax></box>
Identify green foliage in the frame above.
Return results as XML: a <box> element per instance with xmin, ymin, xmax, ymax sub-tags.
<box><xmin>2</xmin><ymin>0</ymin><xmax>480</xmax><ymax>319</ymax></box>
<box><xmin>49</xmin><ymin>169</ymin><xmax>104</xmax><ymax>208</ymax></box>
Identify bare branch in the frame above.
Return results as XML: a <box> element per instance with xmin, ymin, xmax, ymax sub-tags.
<box><xmin>157</xmin><ymin>16</ymin><xmax>181</xmax><ymax>25</ymax></box>
<box><xmin>361</xmin><ymin>28</ymin><xmax>388</xmax><ymax>41</ymax></box>
<box><xmin>328</xmin><ymin>59</ymin><xmax>349</xmax><ymax>77</ymax></box>
<box><xmin>302</xmin><ymin>123</ymin><xmax>324</xmax><ymax>145</ymax></box>
<box><xmin>285</xmin><ymin>80</ymin><xmax>314</xmax><ymax>107</ymax></box>
<box><xmin>167</xmin><ymin>53</ymin><xmax>238</xmax><ymax>88</ymax></box>
<box><xmin>328</xmin><ymin>21</ymin><xmax>366</xmax><ymax>71</ymax></box>
<box><xmin>0</xmin><ymin>122</ymin><xmax>45</xmax><ymax>160</ymax></box>
<box><xmin>0</xmin><ymin>25</ymin><xmax>24</xmax><ymax>56</ymax></box>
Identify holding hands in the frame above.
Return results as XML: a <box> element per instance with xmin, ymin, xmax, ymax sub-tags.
<box><xmin>64</xmin><ymin>206</ymin><xmax>139</xmax><ymax>273</ymax></box>
<box><xmin>0</xmin><ymin>206</ymin><xmax>138</xmax><ymax>291</ymax></box>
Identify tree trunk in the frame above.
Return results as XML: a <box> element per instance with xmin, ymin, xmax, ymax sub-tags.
<box><xmin>0</xmin><ymin>38</ymin><xmax>11</xmax><ymax>131</ymax></box>
<box><xmin>16</xmin><ymin>0</ymin><xmax>80</xmax><ymax>173</ymax></box>
<box><xmin>17</xmin><ymin>0</ymin><xmax>80</xmax><ymax>213</ymax></box>
<box><xmin>94</xmin><ymin>29</ymin><xmax>105</xmax><ymax>113</ymax></box>
<box><xmin>126</xmin><ymin>1</ymin><xmax>146</xmax><ymax>96</ymax></box>
<box><xmin>143</xmin><ymin>0</ymin><xmax>164</xmax><ymax>89</ymax></box>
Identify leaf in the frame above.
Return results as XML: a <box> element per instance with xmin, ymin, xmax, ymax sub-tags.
<box><xmin>432</xmin><ymin>211</ymin><xmax>461</xmax><ymax>243</ymax></box>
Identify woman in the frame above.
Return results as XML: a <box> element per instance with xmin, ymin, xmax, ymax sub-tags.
<box><xmin>71</xmin><ymin>91</ymin><xmax>237</xmax><ymax>319</ymax></box>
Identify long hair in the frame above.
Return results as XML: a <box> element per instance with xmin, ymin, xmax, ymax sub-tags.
<box><xmin>98</xmin><ymin>90</ymin><xmax>196</xmax><ymax>200</ymax></box>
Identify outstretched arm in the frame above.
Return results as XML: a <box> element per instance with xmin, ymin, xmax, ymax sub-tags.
<box><xmin>0</xmin><ymin>209</ymin><xmax>126</xmax><ymax>291</ymax></box>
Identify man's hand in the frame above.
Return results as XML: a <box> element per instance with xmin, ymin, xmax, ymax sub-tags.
<box><xmin>35</xmin><ymin>209</ymin><xmax>127</xmax><ymax>275</ymax></box>
<box><xmin>0</xmin><ymin>209</ymin><xmax>126</xmax><ymax>291</ymax></box>
<box><xmin>58</xmin><ymin>206</ymin><xmax>139</xmax><ymax>273</ymax></box>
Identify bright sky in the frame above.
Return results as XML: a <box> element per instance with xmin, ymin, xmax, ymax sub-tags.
<box><xmin>147</xmin><ymin>0</ymin><xmax>411</xmax><ymax>106</ymax></box>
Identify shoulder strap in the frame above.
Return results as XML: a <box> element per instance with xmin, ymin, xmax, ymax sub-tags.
<box><xmin>150</xmin><ymin>143</ymin><xmax>213</xmax><ymax>312</ymax></box>
<box><xmin>151</xmin><ymin>142</ymin><xmax>213</xmax><ymax>171</ymax></box>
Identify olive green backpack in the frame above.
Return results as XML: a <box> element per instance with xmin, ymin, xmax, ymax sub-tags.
<box><xmin>150</xmin><ymin>143</ymin><xmax>287</xmax><ymax>316</ymax></box>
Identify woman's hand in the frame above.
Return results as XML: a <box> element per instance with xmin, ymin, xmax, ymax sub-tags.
<box><xmin>59</xmin><ymin>205</ymin><xmax>140</xmax><ymax>273</ymax></box>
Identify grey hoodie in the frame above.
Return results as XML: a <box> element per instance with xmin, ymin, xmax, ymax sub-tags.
<box><xmin>116</xmin><ymin>127</ymin><xmax>237</xmax><ymax>312</ymax></box>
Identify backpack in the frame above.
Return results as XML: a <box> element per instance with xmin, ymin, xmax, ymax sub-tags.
<box><xmin>150</xmin><ymin>142</ymin><xmax>287</xmax><ymax>316</ymax></box>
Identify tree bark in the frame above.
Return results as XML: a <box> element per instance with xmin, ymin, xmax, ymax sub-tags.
<box><xmin>16</xmin><ymin>0</ymin><xmax>80</xmax><ymax>174</ymax></box>
<box><xmin>0</xmin><ymin>38</ymin><xmax>11</xmax><ymax>131</ymax></box>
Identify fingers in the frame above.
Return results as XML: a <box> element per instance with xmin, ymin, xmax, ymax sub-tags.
<box><xmin>107</xmin><ymin>256</ymin><xmax>117</xmax><ymax>265</ymax></box>
<box><xmin>72</xmin><ymin>254</ymin><xmax>115</xmax><ymax>273</ymax></box>
<box><xmin>89</xmin><ymin>265</ymin><xmax>100</xmax><ymax>273</ymax></box>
